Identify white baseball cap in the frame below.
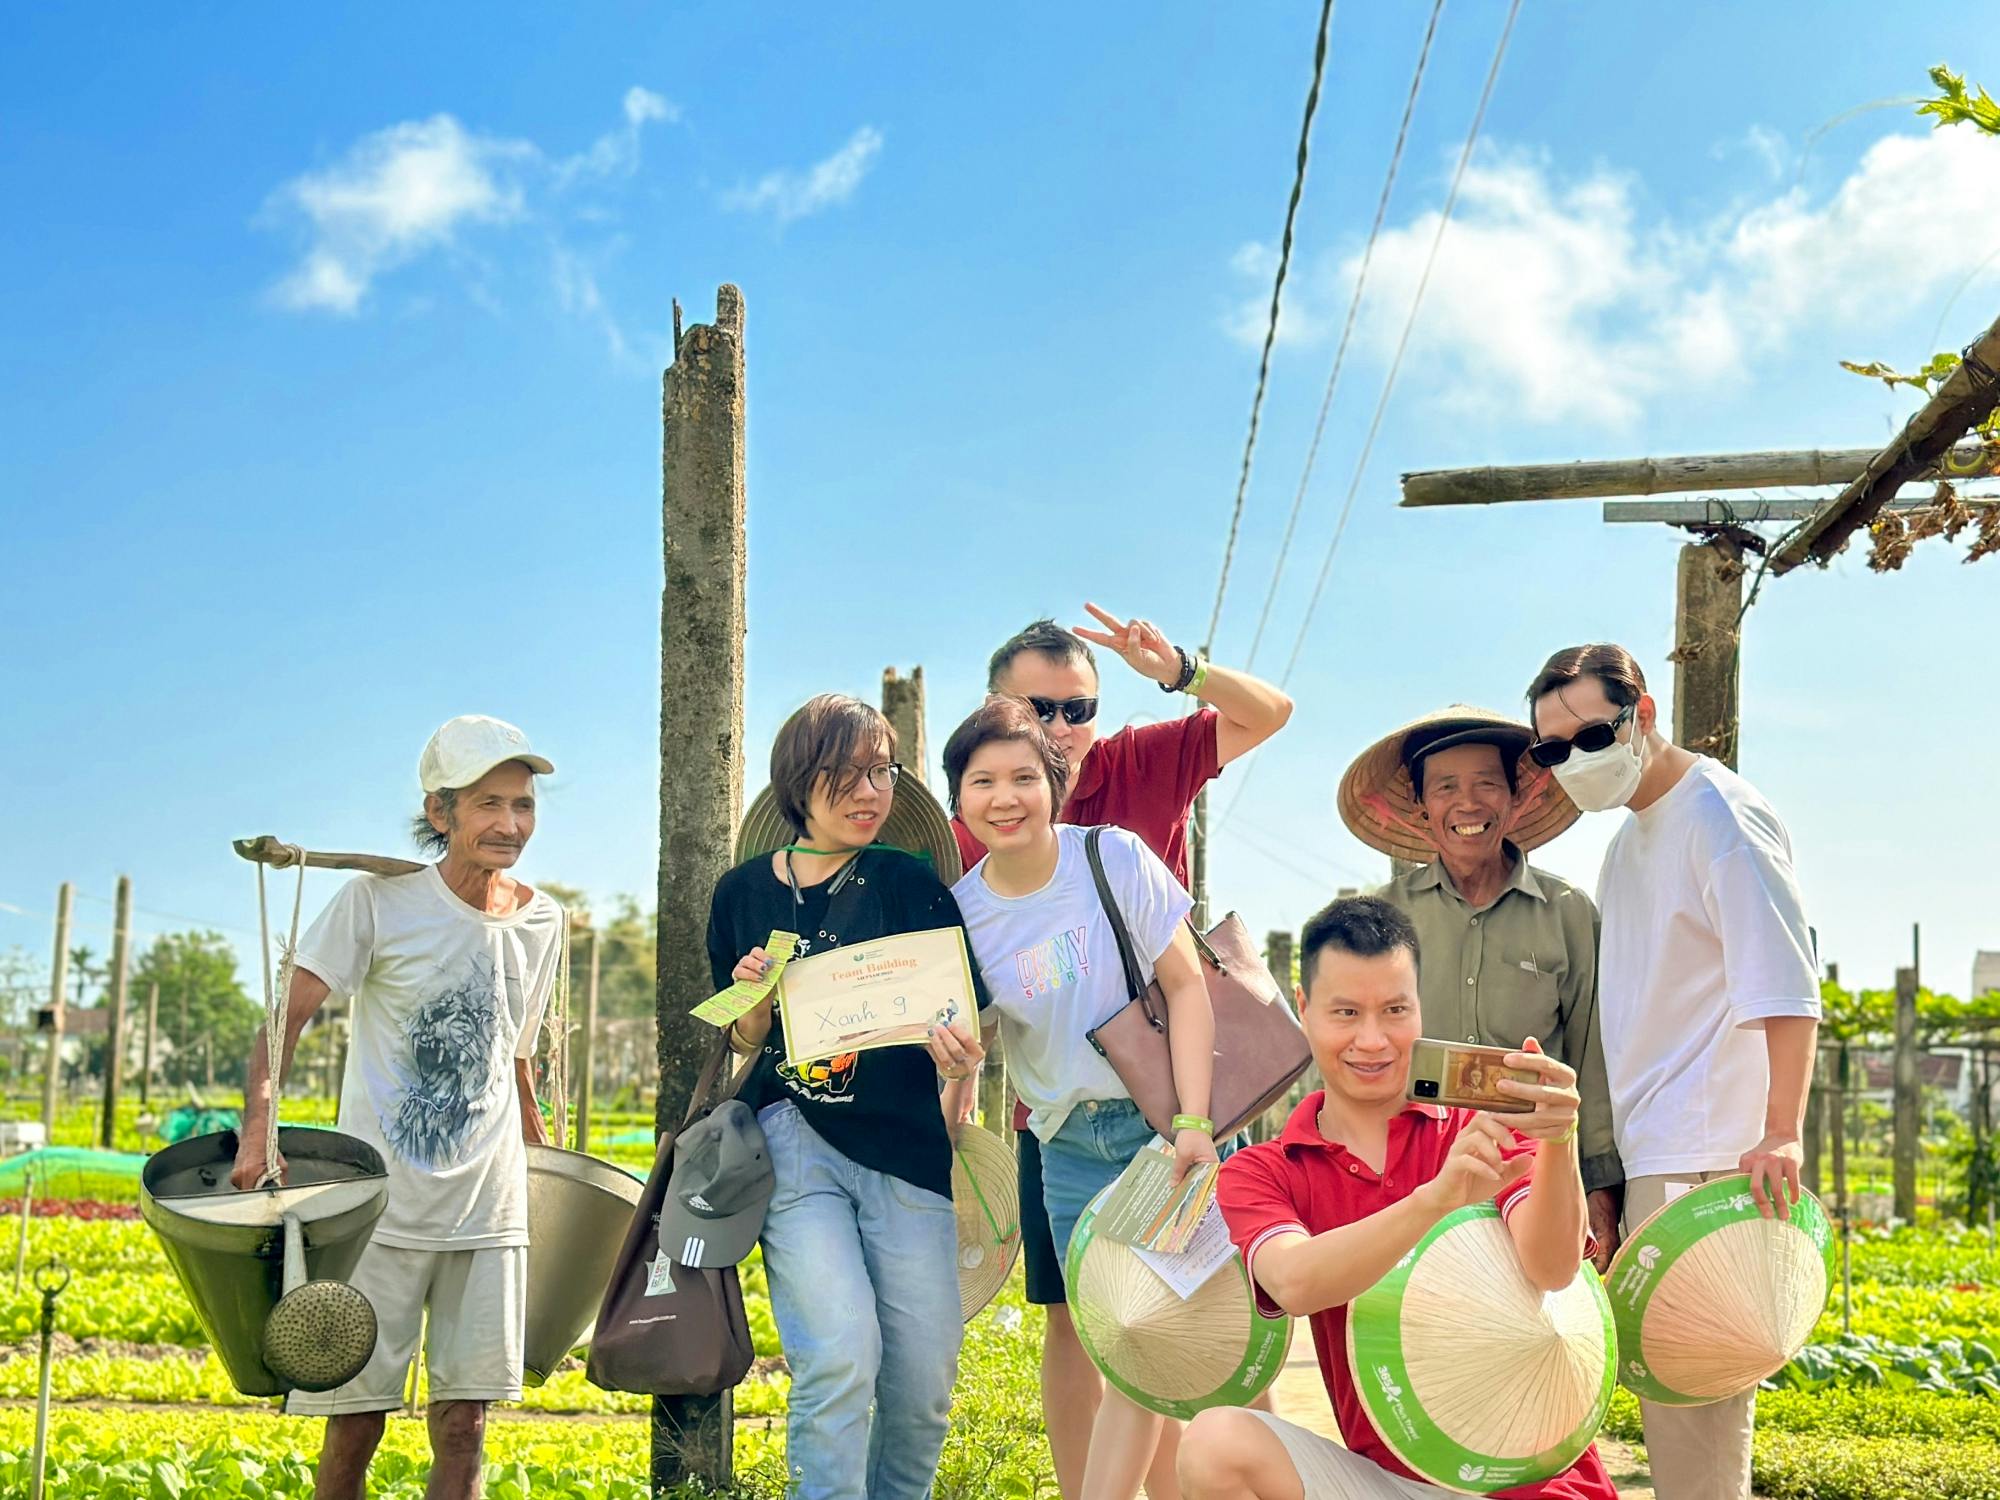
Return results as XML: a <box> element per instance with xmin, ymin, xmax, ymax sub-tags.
<box><xmin>418</xmin><ymin>715</ymin><xmax>555</xmax><ymax>793</ymax></box>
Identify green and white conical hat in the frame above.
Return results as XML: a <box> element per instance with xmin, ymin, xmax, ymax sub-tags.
<box><xmin>1347</xmin><ymin>1202</ymin><xmax>1615</xmax><ymax>1495</ymax></box>
<box><xmin>950</xmin><ymin>1122</ymin><xmax>1021</xmax><ymax>1323</ymax></box>
<box><xmin>1604</xmin><ymin>1174</ymin><xmax>1834</xmax><ymax>1406</ymax></box>
<box><xmin>1066</xmin><ymin>1185</ymin><xmax>1292</xmax><ymax>1420</ymax></box>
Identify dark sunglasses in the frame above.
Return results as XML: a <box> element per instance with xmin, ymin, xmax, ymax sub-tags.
<box><xmin>1026</xmin><ymin>695</ymin><xmax>1099</xmax><ymax>727</ymax></box>
<box><xmin>1527</xmin><ymin>704</ymin><xmax>1634</xmax><ymax>768</ymax></box>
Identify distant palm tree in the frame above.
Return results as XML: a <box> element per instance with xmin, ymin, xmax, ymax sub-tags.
<box><xmin>68</xmin><ymin>944</ymin><xmax>104</xmax><ymax>1008</ymax></box>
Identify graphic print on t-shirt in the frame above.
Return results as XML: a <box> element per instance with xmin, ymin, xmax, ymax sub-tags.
<box><xmin>384</xmin><ymin>953</ymin><xmax>508</xmax><ymax>1167</ymax></box>
<box><xmin>775</xmin><ymin>1049</ymin><xmax>859</xmax><ymax>1103</ymax></box>
<box><xmin>1013</xmin><ymin>926</ymin><xmax>1091</xmax><ymax>1001</ymax></box>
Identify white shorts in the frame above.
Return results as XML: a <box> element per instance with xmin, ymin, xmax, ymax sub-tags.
<box><xmin>1246</xmin><ymin>1411</ymin><xmax>1445</xmax><ymax>1499</ymax></box>
<box><xmin>286</xmin><ymin>1242</ymin><xmax>527</xmax><ymax>1414</ymax></box>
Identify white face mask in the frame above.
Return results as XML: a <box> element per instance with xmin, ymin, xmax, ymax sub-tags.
<box><xmin>1550</xmin><ymin>729</ymin><xmax>1644</xmax><ymax>812</ymax></box>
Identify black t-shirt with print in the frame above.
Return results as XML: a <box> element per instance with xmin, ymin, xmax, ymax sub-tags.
<box><xmin>704</xmin><ymin>846</ymin><xmax>992</xmax><ymax>1201</ymax></box>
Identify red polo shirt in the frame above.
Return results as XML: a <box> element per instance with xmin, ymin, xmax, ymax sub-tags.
<box><xmin>952</xmin><ymin>710</ymin><xmax>1220</xmax><ymax>886</ymax></box>
<box><xmin>1216</xmin><ymin>1092</ymin><xmax>1615</xmax><ymax>1500</ymax></box>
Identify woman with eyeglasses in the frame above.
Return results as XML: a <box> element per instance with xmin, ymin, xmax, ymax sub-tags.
<box><xmin>932</xmin><ymin>694</ymin><xmax>1219</xmax><ymax>1500</ymax></box>
<box><xmin>707</xmin><ymin>693</ymin><xmax>992</xmax><ymax>1500</ymax></box>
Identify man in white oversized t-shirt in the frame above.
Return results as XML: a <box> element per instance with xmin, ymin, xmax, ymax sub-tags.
<box><xmin>230</xmin><ymin>715</ymin><xmax>563</xmax><ymax>1500</ymax></box>
<box><xmin>1527</xmin><ymin>644</ymin><xmax>1819</xmax><ymax>1500</ymax></box>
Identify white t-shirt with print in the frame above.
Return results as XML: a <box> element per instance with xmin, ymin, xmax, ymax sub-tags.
<box><xmin>294</xmin><ymin>866</ymin><xmax>563</xmax><ymax>1250</ymax></box>
<box><xmin>952</xmin><ymin>824</ymin><xmax>1192</xmax><ymax>1142</ymax></box>
<box><xmin>1596</xmin><ymin>757</ymin><xmax>1821</xmax><ymax>1178</ymax></box>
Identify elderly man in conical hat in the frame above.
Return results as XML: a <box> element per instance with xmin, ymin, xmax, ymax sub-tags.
<box><xmin>1338</xmin><ymin>705</ymin><xmax>1623</xmax><ymax>1268</ymax></box>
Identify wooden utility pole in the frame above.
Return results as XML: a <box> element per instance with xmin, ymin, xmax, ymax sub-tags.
<box><xmin>99</xmin><ymin>876</ymin><xmax>132</xmax><ymax>1150</ymax></box>
<box><xmin>1671</xmin><ymin>544</ymin><xmax>1741</xmax><ymax>768</ymax></box>
<box><xmin>1189</xmin><ymin>789</ymin><xmax>1210</xmax><ymax>932</ymax></box>
<box><xmin>41</xmin><ymin>884</ymin><xmax>71</xmax><ymax>1134</ymax></box>
<box><xmin>577</xmin><ymin>926</ymin><xmax>600</xmax><ymax>1155</ymax></box>
<box><xmin>1804</xmin><ymin>963</ymin><xmax>1835</xmax><ymax>1194</ymax></box>
<box><xmin>1401</xmin><ymin>440</ymin><xmax>1998</xmax><ymax>509</ymax></box>
<box><xmin>1254</xmin><ymin>929</ymin><xmax>1298</xmax><ymax>1143</ymax></box>
<box><xmin>1893</xmin><ymin>964</ymin><xmax>1920</xmax><ymax>1222</ymax></box>
<box><xmin>140</xmin><ymin>981</ymin><xmax>158</xmax><ymax>1108</ymax></box>
<box><xmin>656</xmin><ymin>284</ymin><xmax>747</xmax><ymax>1490</ymax></box>
<box><xmin>881</xmin><ymin>666</ymin><xmax>929</xmax><ymax>781</ymax></box>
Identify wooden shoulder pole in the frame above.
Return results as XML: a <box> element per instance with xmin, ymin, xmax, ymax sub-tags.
<box><xmin>655</xmin><ymin>284</ymin><xmax>748</xmax><ymax>1490</ymax></box>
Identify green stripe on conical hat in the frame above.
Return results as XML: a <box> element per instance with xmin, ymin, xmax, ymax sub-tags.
<box><xmin>951</xmin><ymin>1122</ymin><xmax>1021</xmax><ymax>1323</ymax></box>
<box><xmin>1347</xmin><ymin>1202</ymin><xmax>1615</xmax><ymax>1495</ymax></box>
<box><xmin>1604</xmin><ymin>1174</ymin><xmax>1833</xmax><ymax>1407</ymax></box>
<box><xmin>1066</xmin><ymin>1184</ymin><xmax>1291</xmax><ymax>1421</ymax></box>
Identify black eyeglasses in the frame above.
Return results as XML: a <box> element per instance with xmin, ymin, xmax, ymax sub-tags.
<box><xmin>1026</xmin><ymin>695</ymin><xmax>1099</xmax><ymax>727</ymax></box>
<box><xmin>854</xmin><ymin>762</ymin><xmax>903</xmax><ymax>792</ymax></box>
<box><xmin>1527</xmin><ymin>704</ymin><xmax>1634</xmax><ymax>768</ymax></box>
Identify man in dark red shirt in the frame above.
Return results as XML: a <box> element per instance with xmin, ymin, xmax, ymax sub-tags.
<box><xmin>1184</xmin><ymin>896</ymin><xmax>1615</xmax><ymax>1500</ymax></box>
<box><xmin>960</xmin><ymin>605</ymin><xmax>1292</xmax><ymax>1500</ymax></box>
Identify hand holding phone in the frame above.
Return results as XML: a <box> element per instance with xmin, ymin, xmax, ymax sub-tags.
<box><xmin>1405</xmin><ymin>1039</ymin><xmax>1539</xmax><ymax>1114</ymax></box>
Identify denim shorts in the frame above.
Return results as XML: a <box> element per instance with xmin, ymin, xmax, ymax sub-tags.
<box><xmin>1038</xmin><ymin>1096</ymin><xmax>1157</xmax><ymax>1288</ymax></box>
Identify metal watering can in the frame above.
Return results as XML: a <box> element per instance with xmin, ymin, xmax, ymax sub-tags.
<box><xmin>140</xmin><ymin>1127</ymin><xmax>389</xmax><ymax>1397</ymax></box>
<box><xmin>522</xmin><ymin>1144</ymin><xmax>643</xmax><ymax>1384</ymax></box>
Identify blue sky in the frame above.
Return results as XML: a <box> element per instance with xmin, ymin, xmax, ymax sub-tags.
<box><xmin>4</xmin><ymin>2</ymin><xmax>1997</xmax><ymax>1007</ymax></box>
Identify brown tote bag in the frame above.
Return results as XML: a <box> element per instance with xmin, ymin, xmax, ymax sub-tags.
<box><xmin>1081</xmin><ymin>826</ymin><xmax>1312</xmax><ymax>1140</ymax></box>
<box><xmin>586</xmin><ymin>1036</ymin><xmax>756</xmax><ymax>1396</ymax></box>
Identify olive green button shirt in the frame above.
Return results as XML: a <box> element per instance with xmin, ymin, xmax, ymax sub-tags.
<box><xmin>1376</xmin><ymin>848</ymin><xmax>1623</xmax><ymax>1192</ymax></box>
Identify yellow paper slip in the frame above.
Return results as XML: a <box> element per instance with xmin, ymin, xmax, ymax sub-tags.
<box><xmin>690</xmin><ymin>930</ymin><xmax>800</xmax><ymax>1027</ymax></box>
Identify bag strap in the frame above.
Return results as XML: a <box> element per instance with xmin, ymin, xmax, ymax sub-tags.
<box><xmin>1084</xmin><ymin>828</ymin><xmax>1160</xmax><ymax>1025</ymax></box>
<box><xmin>679</xmin><ymin>1029</ymin><xmax>748</xmax><ymax>1132</ymax></box>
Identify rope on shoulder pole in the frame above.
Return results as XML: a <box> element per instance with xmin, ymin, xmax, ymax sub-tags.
<box><xmin>254</xmin><ymin>845</ymin><xmax>308</xmax><ymax>1188</ymax></box>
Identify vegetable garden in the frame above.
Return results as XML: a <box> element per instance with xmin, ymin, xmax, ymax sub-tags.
<box><xmin>0</xmin><ymin>1101</ymin><xmax>1995</xmax><ymax>1497</ymax></box>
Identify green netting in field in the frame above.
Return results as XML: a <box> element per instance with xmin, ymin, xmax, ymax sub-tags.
<box><xmin>0</xmin><ymin>1146</ymin><xmax>148</xmax><ymax>1201</ymax></box>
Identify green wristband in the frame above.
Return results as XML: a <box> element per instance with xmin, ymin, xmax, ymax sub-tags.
<box><xmin>1171</xmin><ymin>1113</ymin><xmax>1214</xmax><ymax>1136</ymax></box>
<box><xmin>1186</xmin><ymin>658</ymin><xmax>1210</xmax><ymax>695</ymax></box>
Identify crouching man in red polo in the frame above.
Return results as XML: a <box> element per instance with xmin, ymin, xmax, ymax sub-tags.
<box><xmin>1181</xmin><ymin>896</ymin><xmax>1616</xmax><ymax>1500</ymax></box>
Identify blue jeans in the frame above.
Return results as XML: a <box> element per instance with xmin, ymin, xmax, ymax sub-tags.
<box><xmin>756</xmin><ymin>1101</ymin><xmax>963</xmax><ymax>1500</ymax></box>
<box><xmin>1038</xmin><ymin>1096</ymin><xmax>1158</xmax><ymax>1287</ymax></box>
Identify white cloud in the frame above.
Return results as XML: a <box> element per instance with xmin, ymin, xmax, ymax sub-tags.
<box><xmin>1225</xmin><ymin>126</ymin><xmax>2000</xmax><ymax>429</ymax></box>
<box><xmin>268</xmin><ymin>115</ymin><xmax>529</xmax><ymax>314</ymax></box>
<box><xmin>265</xmin><ymin>87</ymin><xmax>674</xmax><ymax>318</ymax></box>
<box><xmin>554</xmin><ymin>85</ymin><xmax>679</xmax><ymax>188</ymax></box>
<box><xmin>724</xmin><ymin>126</ymin><xmax>883</xmax><ymax>224</ymax></box>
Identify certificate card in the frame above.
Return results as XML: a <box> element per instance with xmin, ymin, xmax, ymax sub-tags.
<box><xmin>776</xmin><ymin>926</ymin><xmax>977</xmax><ymax>1068</ymax></box>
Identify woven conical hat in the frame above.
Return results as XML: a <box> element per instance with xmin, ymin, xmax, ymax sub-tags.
<box><xmin>737</xmin><ymin>776</ymin><xmax>962</xmax><ymax>884</ymax></box>
<box><xmin>1346</xmin><ymin>1202</ymin><xmax>1614</xmax><ymax>1495</ymax></box>
<box><xmin>1336</xmin><ymin>705</ymin><xmax>1578</xmax><ymax>865</ymax></box>
<box><xmin>951</xmin><ymin>1123</ymin><xmax>1020</xmax><ymax>1322</ymax></box>
<box><xmin>1065</xmin><ymin>1185</ymin><xmax>1292</xmax><ymax>1420</ymax></box>
<box><xmin>1604</xmin><ymin>1175</ymin><xmax>1833</xmax><ymax>1407</ymax></box>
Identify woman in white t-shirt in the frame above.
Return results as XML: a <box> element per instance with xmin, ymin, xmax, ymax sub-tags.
<box><xmin>941</xmin><ymin>694</ymin><xmax>1218</xmax><ymax>1500</ymax></box>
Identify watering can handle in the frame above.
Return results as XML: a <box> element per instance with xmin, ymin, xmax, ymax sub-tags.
<box><xmin>280</xmin><ymin>1213</ymin><xmax>307</xmax><ymax>1295</ymax></box>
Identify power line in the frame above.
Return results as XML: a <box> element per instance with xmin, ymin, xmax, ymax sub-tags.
<box><xmin>1243</xmin><ymin>0</ymin><xmax>1448</xmax><ymax>672</ymax></box>
<box><xmin>1201</xmin><ymin>0</ymin><xmax>1339</xmax><ymax>656</ymax></box>
<box><xmin>1276</xmin><ymin>0</ymin><xmax>1524</xmax><ymax>691</ymax></box>
<box><xmin>1218</xmin><ymin>0</ymin><xmax>1524</xmax><ymax>830</ymax></box>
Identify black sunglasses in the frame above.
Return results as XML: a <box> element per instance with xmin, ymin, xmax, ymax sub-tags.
<box><xmin>1528</xmin><ymin>704</ymin><xmax>1634</xmax><ymax>768</ymax></box>
<box><xmin>1026</xmin><ymin>695</ymin><xmax>1099</xmax><ymax>727</ymax></box>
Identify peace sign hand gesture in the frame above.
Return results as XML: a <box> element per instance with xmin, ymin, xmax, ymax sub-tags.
<box><xmin>1073</xmin><ymin>603</ymin><xmax>1183</xmax><ymax>688</ymax></box>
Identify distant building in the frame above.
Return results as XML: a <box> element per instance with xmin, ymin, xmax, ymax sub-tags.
<box><xmin>1974</xmin><ymin>951</ymin><xmax>2000</xmax><ymax>1003</ymax></box>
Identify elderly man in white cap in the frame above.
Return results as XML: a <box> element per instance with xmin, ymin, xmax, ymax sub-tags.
<box><xmin>231</xmin><ymin>715</ymin><xmax>564</xmax><ymax>1500</ymax></box>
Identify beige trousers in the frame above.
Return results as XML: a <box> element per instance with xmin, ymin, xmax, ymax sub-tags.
<box><xmin>1623</xmin><ymin>1171</ymin><xmax>1757</xmax><ymax>1500</ymax></box>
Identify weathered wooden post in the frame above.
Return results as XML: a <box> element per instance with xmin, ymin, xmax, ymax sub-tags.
<box><xmin>99</xmin><ymin>877</ymin><xmax>131</xmax><ymax>1149</ymax></box>
<box><xmin>882</xmin><ymin>666</ymin><xmax>929</xmax><ymax>781</ymax></box>
<box><xmin>656</xmin><ymin>284</ymin><xmax>748</xmax><ymax>1490</ymax></box>
<box><xmin>40</xmin><ymin>885</ymin><xmax>71</xmax><ymax>1134</ymax></box>
<box><xmin>1253</xmin><ymin>929</ymin><xmax>1298</xmax><ymax>1143</ymax></box>
<box><xmin>1893</xmin><ymin>965</ymin><xmax>1920</xmax><ymax>1222</ymax></box>
<box><xmin>577</xmin><ymin>925</ymin><xmax>600</xmax><ymax>1154</ymax></box>
<box><xmin>1671</xmin><ymin>544</ymin><xmax>1741</xmax><ymax>769</ymax></box>
<box><xmin>1804</xmin><ymin>963</ymin><xmax>1834</xmax><ymax>1195</ymax></box>
<box><xmin>1189</xmin><ymin>790</ymin><xmax>1209</xmax><ymax>931</ymax></box>
<box><xmin>140</xmin><ymin>981</ymin><xmax>158</xmax><ymax>1109</ymax></box>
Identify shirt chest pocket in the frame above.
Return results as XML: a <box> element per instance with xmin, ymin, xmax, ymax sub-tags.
<box><xmin>1484</xmin><ymin>952</ymin><xmax>1563</xmax><ymax>1033</ymax></box>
